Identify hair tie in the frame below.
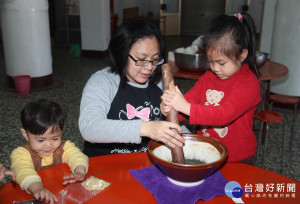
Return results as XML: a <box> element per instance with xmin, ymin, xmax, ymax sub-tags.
<box><xmin>234</xmin><ymin>13</ymin><xmax>243</xmax><ymax>22</ymax></box>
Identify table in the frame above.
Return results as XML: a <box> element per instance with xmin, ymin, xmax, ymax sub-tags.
<box><xmin>258</xmin><ymin>60</ymin><xmax>289</xmax><ymax>81</ymax></box>
<box><xmin>257</xmin><ymin>60</ymin><xmax>289</xmax><ymax>108</ymax></box>
<box><xmin>1</xmin><ymin>153</ymin><xmax>299</xmax><ymax>204</ymax></box>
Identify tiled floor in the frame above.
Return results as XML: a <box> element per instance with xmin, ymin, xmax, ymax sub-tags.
<box><xmin>0</xmin><ymin>36</ymin><xmax>299</xmax><ymax>187</ymax></box>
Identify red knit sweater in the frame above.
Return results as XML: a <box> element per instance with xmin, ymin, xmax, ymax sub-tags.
<box><xmin>179</xmin><ymin>64</ymin><xmax>261</xmax><ymax>162</ymax></box>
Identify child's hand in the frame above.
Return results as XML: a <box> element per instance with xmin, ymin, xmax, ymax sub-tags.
<box><xmin>203</xmin><ymin>132</ymin><xmax>210</xmax><ymax>137</ymax></box>
<box><xmin>160</xmin><ymin>101</ymin><xmax>171</xmax><ymax>116</ymax></box>
<box><xmin>63</xmin><ymin>173</ymin><xmax>84</xmax><ymax>185</ymax></box>
<box><xmin>63</xmin><ymin>165</ymin><xmax>86</xmax><ymax>185</ymax></box>
<box><xmin>29</xmin><ymin>182</ymin><xmax>58</xmax><ymax>204</ymax></box>
<box><xmin>0</xmin><ymin>163</ymin><xmax>16</xmax><ymax>182</ymax></box>
<box><xmin>161</xmin><ymin>86</ymin><xmax>191</xmax><ymax>116</ymax></box>
<box><xmin>32</xmin><ymin>188</ymin><xmax>58</xmax><ymax>204</ymax></box>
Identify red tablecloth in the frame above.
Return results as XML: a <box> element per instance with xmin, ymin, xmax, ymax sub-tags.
<box><xmin>0</xmin><ymin>152</ymin><xmax>299</xmax><ymax>204</ymax></box>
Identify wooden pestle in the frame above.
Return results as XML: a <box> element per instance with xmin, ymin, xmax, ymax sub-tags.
<box><xmin>161</xmin><ymin>63</ymin><xmax>186</xmax><ymax>164</ymax></box>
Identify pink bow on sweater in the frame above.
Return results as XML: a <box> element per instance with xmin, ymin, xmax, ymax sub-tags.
<box><xmin>126</xmin><ymin>104</ymin><xmax>150</xmax><ymax>121</ymax></box>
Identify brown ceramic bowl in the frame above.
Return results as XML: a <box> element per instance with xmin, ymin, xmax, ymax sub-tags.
<box><xmin>147</xmin><ymin>133</ymin><xmax>228</xmax><ymax>186</ymax></box>
<box><xmin>174</xmin><ymin>52</ymin><xmax>210</xmax><ymax>72</ymax></box>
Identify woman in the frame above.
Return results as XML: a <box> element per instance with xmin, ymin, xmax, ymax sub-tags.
<box><xmin>79</xmin><ymin>17</ymin><xmax>184</xmax><ymax>157</ymax></box>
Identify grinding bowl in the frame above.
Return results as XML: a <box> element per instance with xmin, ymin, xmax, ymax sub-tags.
<box><xmin>147</xmin><ymin>133</ymin><xmax>228</xmax><ymax>186</ymax></box>
<box><xmin>256</xmin><ymin>51</ymin><xmax>269</xmax><ymax>68</ymax></box>
<box><xmin>174</xmin><ymin>52</ymin><xmax>210</xmax><ymax>72</ymax></box>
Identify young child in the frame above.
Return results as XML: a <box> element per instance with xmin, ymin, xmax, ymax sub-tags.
<box><xmin>0</xmin><ymin>163</ymin><xmax>15</xmax><ymax>182</ymax></box>
<box><xmin>11</xmin><ymin>99</ymin><xmax>89</xmax><ymax>204</ymax></box>
<box><xmin>161</xmin><ymin>13</ymin><xmax>261</xmax><ymax>163</ymax></box>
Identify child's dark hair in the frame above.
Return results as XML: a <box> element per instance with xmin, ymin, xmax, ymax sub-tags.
<box><xmin>21</xmin><ymin>99</ymin><xmax>66</xmax><ymax>135</ymax></box>
<box><xmin>108</xmin><ymin>17</ymin><xmax>165</xmax><ymax>86</ymax></box>
<box><xmin>204</xmin><ymin>12</ymin><xmax>258</xmax><ymax>76</ymax></box>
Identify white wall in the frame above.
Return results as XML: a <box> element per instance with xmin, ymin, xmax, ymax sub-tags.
<box><xmin>259</xmin><ymin>0</ymin><xmax>276</xmax><ymax>53</ymax></box>
<box><xmin>226</xmin><ymin>0</ymin><xmax>247</xmax><ymax>14</ymax></box>
<box><xmin>270</xmin><ymin>0</ymin><xmax>300</xmax><ymax>96</ymax></box>
<box><xmin>226</xmin><ymin>0</ymin><xmax>264</xmax><ymax>35</ymax></box>
<box><xmin>248</xmin><ymin>0</ymin><xmax>264</xmax><ymax>33</ymax></box>
<box><xmin>79</xmin><ymin>0</ymin><xmax>110</xmax><ymax>51</ymax></box>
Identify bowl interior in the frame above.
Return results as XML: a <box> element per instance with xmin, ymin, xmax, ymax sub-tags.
<box><xmin>147</xmin><ymin>133</ymin><xmax>228</xmax><ymax>185</ymax></box>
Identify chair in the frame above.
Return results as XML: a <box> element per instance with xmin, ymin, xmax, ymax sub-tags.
<box><xmin>254</xmin><ymin>110</ymin><xmax>286</xmax><ymax>172</ymax></box>
<box><xmin>253</xmin><ymin>66</ymin><xmax>288</xmax><ymax>172</ymax></box>
<box><xmin>269</xmin><ymin>94</ymin><xmax>299</xmax><ymax>151</ymax></box>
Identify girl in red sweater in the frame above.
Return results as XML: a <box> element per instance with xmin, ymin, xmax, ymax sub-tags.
<box><xmin>161</xmin><ymin>13</ymin><xmax>261</xmax><ymax>162</ymax></box>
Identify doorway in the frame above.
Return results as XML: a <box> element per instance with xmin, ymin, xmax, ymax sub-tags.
<box><xmin>160</xmin><ymin>0</ymin><xmax>181</xmax><ymax>35</ymax></box>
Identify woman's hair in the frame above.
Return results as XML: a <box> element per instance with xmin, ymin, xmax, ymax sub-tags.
<box><xmin>21</xmin><ymin>99</ymin><xmax>66</xmax><ymax>135</ymax></box>
<box><xmin>204</xmin><ymin>12</ymin><xmax>257</xmax><ymax>76</ymax></box>
<box><xmin>108</xmin><ymin>17</ymin><xmax>165</xmax><ymax>86</ymax></box>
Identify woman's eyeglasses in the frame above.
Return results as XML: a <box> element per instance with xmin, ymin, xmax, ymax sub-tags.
<box><xmin>129</xmin><ymin>54</ymin><xmax>164</xmax><ymax>66</ymax></box>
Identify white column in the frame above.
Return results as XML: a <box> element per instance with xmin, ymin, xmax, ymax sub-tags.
<box><xmin>0</xmin><ymin>0</ymin><xmax>52</xmax><ymax>79</ymax></box>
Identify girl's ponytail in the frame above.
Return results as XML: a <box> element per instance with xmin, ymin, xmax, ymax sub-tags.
<box><xmin>240</xmin><ymin>12</ymin><xmax>258</xmax><ymax>77</ymax></box>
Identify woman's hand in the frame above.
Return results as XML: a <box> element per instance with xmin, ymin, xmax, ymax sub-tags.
<box><xmin>141</xmin><ymin>121</ymin><xmax>184</xmax><ymax>148</ymax></box>
<box><xmin>28</xmin><ymin>182</ymin><xmax>58</xmax><ymax>204</ymax></box>
<box><xmin>63</xmin><ymin>165</ymin><xmax>86</xmax><ymax>185</ymax></box>
<box><xmin>161</xmin><ymin>86</ymin><xmax>191</xmax><ymax>116</ymax></box>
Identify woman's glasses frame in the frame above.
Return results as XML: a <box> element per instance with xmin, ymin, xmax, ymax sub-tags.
<box><xmin>128</xmin><ymin>54</ymin><xmax>164</xmax><ymax>66</ymax></box>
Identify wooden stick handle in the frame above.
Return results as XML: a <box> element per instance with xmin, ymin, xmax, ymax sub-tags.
<box><xmin>161</xmin><ymin>64</ymin><xmax>185</xmax><ymax>164</ymax></box>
